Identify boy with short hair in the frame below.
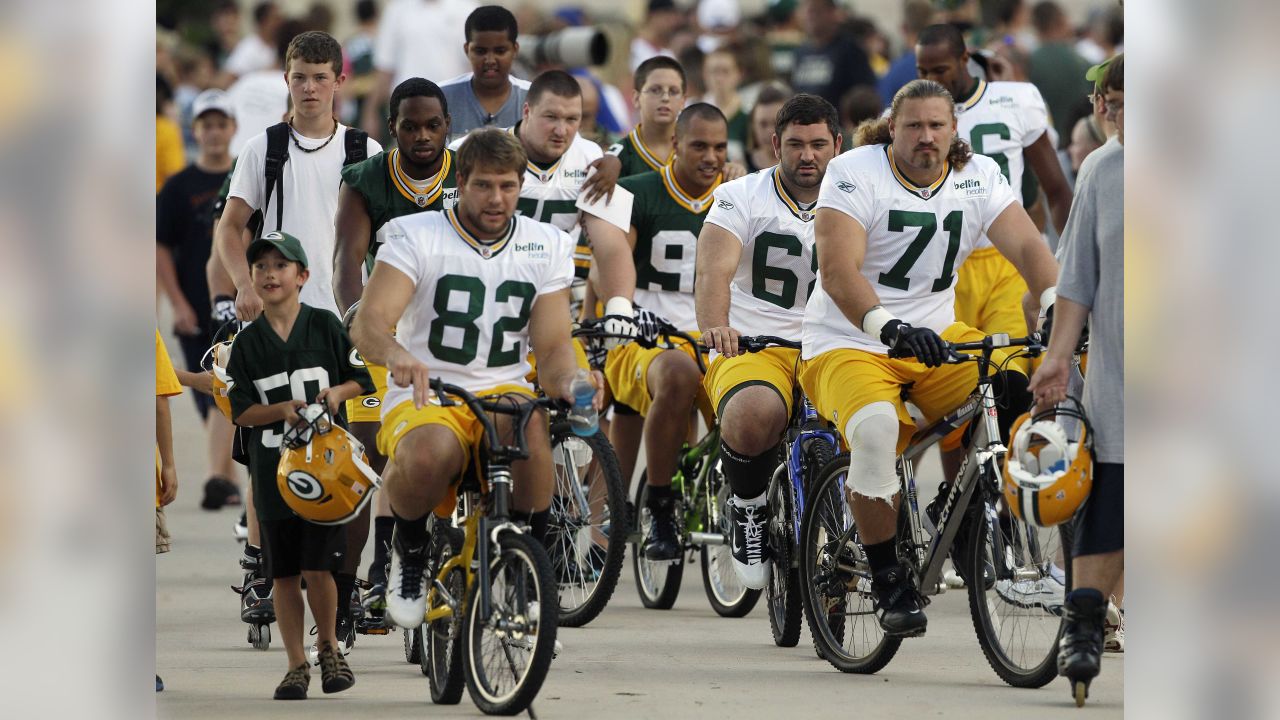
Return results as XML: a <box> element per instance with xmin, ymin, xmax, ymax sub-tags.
<box><xmin>225</xmin><ymin>232</ymin><xmax>374</xmax><ymax>700</ymax></box>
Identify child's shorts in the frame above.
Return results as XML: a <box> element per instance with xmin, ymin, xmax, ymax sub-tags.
<box><xmin>260</xmin><ymin>515</ymin><xmax>346</xmax><ymax>579</ymax></box>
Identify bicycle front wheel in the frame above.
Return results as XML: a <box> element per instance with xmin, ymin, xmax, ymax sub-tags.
<box><xmin>966</xmin><ymin>484</ymin><xmax>1072</xmax><ymax>688</ymax></box>
<box><xmin>766</xmin><ymin>464</ymin><xmax>802</xmax><ymax>646</ymax></box>
<box><xmin>632</xmin><ymin>473</ymin><xmax>685</xmax><ymax>609</ymax></box>
<box><xmin>547</xmin><ymin>429</ymin><xmax>627</xmax><ymax>627</ymax></box>
<box><xmin>701</xmin><ymin>481</ymin><xmax>761</xmax><ymax>617</ymax></box>
<box><xmin>463</xmin><ymin>529</ymin><xmax>558</xmax><ymax>716</ymax></box>
<box><xmin>799</xmin><ymin>454</ymin><xmax>901</xmax><ymax>673</ymax></box>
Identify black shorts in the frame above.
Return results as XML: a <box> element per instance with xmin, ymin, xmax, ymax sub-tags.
<box><xmin>260</xmin><ymin>515</ymin><xmax>346</xmax><ymax>579</ymax></box>
<box><xmin>1074</xmin><ymin>462</ymin><xmax>1123</xmax><ymax>557</ymax></box>
<box><xmin>177</xmin><ymin>328</ymin><xmax>216</xmax><ymax>420</ymax></box>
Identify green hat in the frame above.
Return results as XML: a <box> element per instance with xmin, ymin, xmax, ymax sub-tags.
<box><xmin>1085</xmin><ymin>56</ymin><xmax>1114</xmax><ymax>93</ymax></box>
<box><xmin>246</xmin><ymin>231</ymin><xmax>308</xmax><ymax>268</ymax></box>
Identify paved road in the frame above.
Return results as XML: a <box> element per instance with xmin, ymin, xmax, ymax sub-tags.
<box><xmin>156</xmin><ymin>335</ymin><xmax>1123</xmax><ymax>719</ymax></box>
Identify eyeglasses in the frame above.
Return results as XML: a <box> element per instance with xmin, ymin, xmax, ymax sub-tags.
<box><xmin>642</xmin><ymin>87</ymin><xmax>683</xmax><ymax>99</ymax></box>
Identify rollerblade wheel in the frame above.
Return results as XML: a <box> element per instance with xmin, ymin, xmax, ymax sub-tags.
<box><xmin>249</xmin><ymin>623</ymin><xmax>271</xmax><ymax>650</ymax></box>
<box><xmin>1073</xmin><ymin>680</ymin><xmax>1087</xmax><ymax>707</ymax></box>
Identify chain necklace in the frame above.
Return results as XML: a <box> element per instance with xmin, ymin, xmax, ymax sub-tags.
<box><xmin>287</xmin><ymin>116</ymin><xmax>338</xmax><ymax>153</ymax></box>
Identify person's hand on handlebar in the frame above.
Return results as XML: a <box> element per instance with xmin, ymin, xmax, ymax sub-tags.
<box><xmin>883</xmin><ymin>320</ymin><xmax>949</xmax><ymax>367</ymax></box>
<box><xmin>387</xmin><ymin>346</ymin><xmax>432</xmax><ymax>409</ymax></box>
<box><xmin>601</xmin><ymin>297</ymin><xmax>638</xmax><ymax>350</ymax></box>
<box><xmin>702</xmin><ymin>325</ymin><xmax>741</xmax><ymax>357</ymax></box>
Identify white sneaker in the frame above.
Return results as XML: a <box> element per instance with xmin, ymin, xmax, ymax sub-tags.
<box><xmin>386</xmin><ymin>537</ymin><xmax>429</xmax><ymax>629</ymax></box>
<box><xmin>1104</xmin><ymin>599</ymin><xmax>1125</xmax><ymax>653</ymax></box>
<box><xmin>943</xmin><ymin>567</ymin><xmax>966</xmax><ymax>589</ymax></box>
<box><xmin>233</xmin><ymin>512</ymin><xmax>248</xmax><ymax>542</ymax></box>
<box><xmin>728</xmin><ymin>492</ymin><xmax>771</xmax><ymax>591</ymax></box>
<box><xmin>994</xmin><ymin>573</ymin><xmax>1065</xmax><ymax>612</ymax></box>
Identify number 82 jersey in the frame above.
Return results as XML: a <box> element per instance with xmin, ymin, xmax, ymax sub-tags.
<box><xmin>801</xmin><ymin>144</ymin><xmax>1016</xmax><ymax>358</ymax></box>
<box><xmin>703</xmin><ymin>167</ymin><xmax>819</xmax><ymax>339</ymax></box>
<box><xmin>376</xmin><ymin>208</ymin><xmax>575</xmax><ymax>410</ymax></box>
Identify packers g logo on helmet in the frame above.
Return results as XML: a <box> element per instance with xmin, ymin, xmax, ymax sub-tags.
<box><xmin>277</xmin><ymin>404</ymin><xmax>381</xmax><ymax>525</ymax></box>
<box><xmin>1003</xmin><ymin>399</ymin><xmax>1094</xmax><ymax>527</ymax></box>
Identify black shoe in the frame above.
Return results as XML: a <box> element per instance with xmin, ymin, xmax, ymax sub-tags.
<box><xmin>201</xmin><ymin>476</ymin><xmax>241</xmax><ymax>510</ymax></box>
<box><xmin>274</xmin><ymin>662</ymin><xmax>311</xmax><ymax>700</ymax></box>
<box><xmin>642</xmin><ymin>495</ymin><xmax>681</xmax><ymax>562</ymax></box>
<box><xmin>1058</xmin><ymin>589</ymin><xmax>1106</xmax><ymax>681</ymax></box>
<box><xmin>872</xmin><ymin>564</ymin><xmax>928</xmax><ymax>637</ymax></box>
<box><xmin>156</xmin><ymin>675</ymin><xmax>164</xmax><ymax>692</ymax></box>
<box><xmin>336</xmin><ymin>612</ymin><xmax>356</xmax><ymax>653</ymax></box>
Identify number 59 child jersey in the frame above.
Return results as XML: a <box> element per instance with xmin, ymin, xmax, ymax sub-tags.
<box><xmin>375</xmin><ymin>207</ymin><xmax>575</xmax><ymax>411</ymax></box>
<box><xmin>801</xmin><ymin>144</ymin><xmax>1016</xmax><ymax>358</ymax></box>
<box><xmin>703</xmin><ymin>166</ymin><xmax>818</xmax><ymax>340</ymax></box>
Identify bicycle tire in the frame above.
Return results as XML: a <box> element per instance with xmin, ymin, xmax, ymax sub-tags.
<box><xmin>547</xmin><ymin>428</ymin><xmax>628</xmax><ymax>627</ymax></box>
<box><xmin>462</xmin><ymin>529</ymin><xmax>558</xmax><ymax>716</ymax></box>
<box><xmin>426</xmin><ymin>526</ymin><xmax>465</xmax><ymax>703</ymax></box>
<box><xmin>404</xmin><ymin>626</ymin><xmax>423</xmax><ymax>665</ymax></box>
<box><xmin>701</xmin><ymin>479</ymin><xmax>761</xmax><ymax>617</ymax></box>
<box><xmin>631</xmin><ymin>472</ymin><xmax>684</xmax><ymax>609</ymax></box>
<box><xmin>965</xmin><ymin>476</ymin><xmax>1072</xmax><ymax>688</ymax></box>
<box><xmin>799</xmin><ymin>454</ymin><xmax>902</xmax><ymax>673</ymax></box>
<box><xmin>766</xmin><ymin>464</ymin><xmax>802</xmax><ymax>646</ymax></box>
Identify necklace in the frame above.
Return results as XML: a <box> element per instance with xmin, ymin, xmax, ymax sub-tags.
<box><xmin>287</xmin><ymin>117</ymin><xmax>338</xmax><ymax>153</ymax></box>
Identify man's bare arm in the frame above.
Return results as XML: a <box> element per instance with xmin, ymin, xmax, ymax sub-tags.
<box><xmin>986</xmin><ymin>202</ymin><xmax>1060</xmax><ymax>320</ymax></box>
<box><xmin>694</xmin><ymin>223</ymin><xmax>745</xmax><ymax>355</ymax></box>
<box><xmin>333</xmin><ymin>184</ymin><xmax>373</xmax><ymax>315</ymax></box>
<box><xmin>351</xmin><ymin>262</ymin><xmax>433</xmax><ymax>408</ymax></box>
<box><xmin>582</xmin><ymin>214</ymin><xmax>637</xmax><ymax>304</ymax></box>
<box><xmin>1025</xmin><ymin>133</ymin><xmax>1073</xmax><ymax>235</ymax></box>
<box><xmin>214</xmin><ymin>196</ymin><xmax>263</xmax><ymax>320</ymax></box>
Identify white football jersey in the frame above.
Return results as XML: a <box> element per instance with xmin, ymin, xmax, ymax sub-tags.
<box><xmin>703</xmin><ymin>167</ymin><xmax>818</xmax><ymax>339</ymax></box>
<box><xmin>375</xmin><ymin>208</ymin><xmax>575</xmax><ymax>409</ymax></box>
<box><xmin>802</xmin><ymin>144</ymin><xmax>1017</xmax><ymax>358</ymax></box>
<box><xmin>954</xmin><ymin>79</ymin><xmax>1050</xmax><ymax>249</ymax></box>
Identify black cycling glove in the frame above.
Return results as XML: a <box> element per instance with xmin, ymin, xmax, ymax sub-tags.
<box><xmin>882</xmin><ymin>320</ymin><xmax>949</xmax><ymax>367</ymax></box>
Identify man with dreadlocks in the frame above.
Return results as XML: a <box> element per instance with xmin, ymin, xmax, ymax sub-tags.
<box><xmin>798</xmin><ymin>79</ymin><xmax>1060</xmax><ymax>636</ymax></box>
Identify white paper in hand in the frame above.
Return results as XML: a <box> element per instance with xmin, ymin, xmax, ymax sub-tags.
<box><xmin>576</xmin><ymin>168</ymin><xmax>634</xmax><ymax>233</ymax></box>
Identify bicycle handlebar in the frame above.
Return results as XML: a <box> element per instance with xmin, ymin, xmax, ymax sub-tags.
<box><xmin>428</xmin><ymin>379</ymin><xmax>567</xmax><ymax>461</ymax></box>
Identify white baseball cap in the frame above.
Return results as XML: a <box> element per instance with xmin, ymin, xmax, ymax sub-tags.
<box><xmin>192</xmin><ymin>89</ymin><xmax>235</xmax><ymax>120</ymax></box>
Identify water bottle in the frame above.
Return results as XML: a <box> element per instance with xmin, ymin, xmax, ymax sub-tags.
<box><xmin>568</xmin><ymin>368</ymin><xmax>598</xmax><ymax>437</ymax></box>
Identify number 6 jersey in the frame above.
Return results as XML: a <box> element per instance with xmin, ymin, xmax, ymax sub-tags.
<box><xmin>703</xmin><ymin>166</ymin><xmax>818</xmax><ymax>339</ymax></box>
<box><xmin>802</xmin><ymin>144</ymin><xmax>1016</xmax><ymax>358</ymax></box>
<box><xmin>376</xmin><ymin>207</ymin><xmax>575</xmax><ymax>408</ymax></box>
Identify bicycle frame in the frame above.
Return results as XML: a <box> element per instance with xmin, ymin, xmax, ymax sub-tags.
<box><xmin>785</xmin><ymin>398</ymin><xmax>841</xmax><ymax>540</ymax></box>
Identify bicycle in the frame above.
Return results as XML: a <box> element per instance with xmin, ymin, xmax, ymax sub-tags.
<box><xmin>800</xmin><ymin>332</ymin><xmax>1073</xmax><ymax>687</ymax></box>
<box><xmin>414</xmin><ymin>379</ymin><xmax>560</xmax><ymax>716</ymax></box>
<box><xmin>738</xmin><ymin>337</ymin><xmax>844</xmax><ymax>649</ymax></box>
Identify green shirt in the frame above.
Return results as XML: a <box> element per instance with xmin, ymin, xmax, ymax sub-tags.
<box><xmin>610</xmin><ymin>126</ymin><xmax>673</xmax><ymax>178</ymax></box>
<box><xmin>225</xmin><ymin>304</ymin><xmax>375</xmax><ymax>522</ymax></box>
<box><xmin>621</xmin><ymin>167</ymin><xmax>721</xmax><ymax>329</ymax></box>
<box><xmin>340</xmin><ymin>148</ymin><xmax>459</xmax><ymax>256</ymax></box>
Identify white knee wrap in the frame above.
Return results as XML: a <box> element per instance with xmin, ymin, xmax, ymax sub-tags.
<box><xmin>844</xmin><ymin>402</ymin><xmax>900</xmax><ymax>501</ymax></box>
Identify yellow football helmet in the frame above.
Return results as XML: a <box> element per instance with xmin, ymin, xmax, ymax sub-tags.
<box><xmin>277</xmin><ymin>404</ymin><xmax>381</xmax><ymax>525</ymax></box>
<box><xmin>1003</xmin><ymin>399</ymin><xmax>1094</xmax><ymax>527</ymax></box>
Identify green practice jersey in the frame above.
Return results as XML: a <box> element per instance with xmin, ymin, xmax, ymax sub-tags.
<box><xmin>609</xmin><ymin>125</ymin><xmax>673</xmax><ymax>178</ymax></box>
<box><xmin>340</xmin><ymin>147</ymin><xmax>459</xmax><ymax>255</ymax></box>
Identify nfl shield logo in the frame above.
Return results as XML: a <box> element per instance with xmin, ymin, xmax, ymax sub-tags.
<box><xmin>920</xmin><ymin>188</ymin><xmax>931</xmax><ymax>199</ymax></box>
<box><xmin>415</xmin><ymin>195</ymin><xmax>427</xmax><ymax>207</ymax></box>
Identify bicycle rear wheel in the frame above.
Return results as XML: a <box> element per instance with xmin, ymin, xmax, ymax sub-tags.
<box><xmin>547</xmin><ymin>428</ymin><xmax>627</xmax><ymax>627</ymax></box>
<box><xmin>426</xmin><ymin>526</ymin><xmax>465</xmax><ymax>703</ymax></box>
<box><xmin>462</xmin><ymin>530</ymin><xmax>558</xmax><ymax>716</ymax></box>
<box><xmin>701</xmin><ymin>480</ymin><xmax>761</xmax><ymax>617</ymax></box>
<box><xmin>799</xmin><ymin>454</ymin><xmax>901</xmax><ymax>673</ymax></box>
<box><xmin>966</xmin><ymin>480</ymin><xmax>1073</xmax><ymax>688</ymax></box>
<box><xmin>632</xmin><ymin>473</ymin><xmax>685</xmax><ymax>609</ymax></box>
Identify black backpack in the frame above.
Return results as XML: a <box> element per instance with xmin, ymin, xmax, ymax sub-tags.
<box><xmin>249</xmin><ymin>122</ymin><xmax>370</xmax><ymax>237</ymax></box>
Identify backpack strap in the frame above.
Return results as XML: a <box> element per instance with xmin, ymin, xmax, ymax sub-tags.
<box><xmin>263</xmin><ymin>122</ymin><xmax>291</xmax><ymax>233</ymax></box>
<box><xmin>343</xmin><ymin>127</ymin><xmax>369</xmax><ymax>166</ymax></box>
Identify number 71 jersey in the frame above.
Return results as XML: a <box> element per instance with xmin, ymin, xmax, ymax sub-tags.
<box><xmin>703</xmin><ymin>167</ymin><xmax>818</xmax><ymax>339</ymax></box>
<box><xmin>375</xmin><ymin>208</ymin><xmax>574</xmax><ymax>409</ymax></box>
<box><xmin>802</xmin><ymin>144</ymin><xmax>1016</xmax><ymax>358</ymax></box>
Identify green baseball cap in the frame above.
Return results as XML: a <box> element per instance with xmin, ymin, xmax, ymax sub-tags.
<box><xmin>1085</xmin><ymin>56</ymin><xmax>1115</xmax><ymax>93</ymax></box>
<box><xmin>246</xmin><ymin>231</ymin><xmax>309</xmax><ymax>268</ymax></box>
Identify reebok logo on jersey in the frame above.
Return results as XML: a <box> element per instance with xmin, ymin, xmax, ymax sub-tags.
<box><xmin>717</xmin><ymin>199</ymin><xmax>735</xmax><ymax>210</ymax></box>
<box><xmin>836</xmin><ymin>181</ymin><xmax>856</xmax><ymax>193</ymax></box>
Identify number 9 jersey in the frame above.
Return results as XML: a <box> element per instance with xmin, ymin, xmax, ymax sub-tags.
<box><xmin>801</xmin><ymin>144</ymin><xmax>1016</xmax><ymax>358</ymax></box>
<box><xmin>375</xmin><ymin>207</ymin><xmax>575</xmax><ymax>410</ymax></box>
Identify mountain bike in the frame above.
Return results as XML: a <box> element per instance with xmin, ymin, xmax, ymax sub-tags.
<box><xmin>415</xmin><ymin>380</ymin><xmax>560</xmax><ymax>716</ymax></box>
<box><xmin>801</xmin><ymin>333</ymin><xmax>1073</xmax><ymax>687</ymax></box>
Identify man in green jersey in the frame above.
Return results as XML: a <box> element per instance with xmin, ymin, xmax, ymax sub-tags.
<box><xmin>331</xmin><ymin>76</ymin><xmax>456</xmax><ymax>624</ymax></box>
<box><xmin>585</xmin><ymin>103</ymin><xmax>729</xmax><ymax>562</ymax></box>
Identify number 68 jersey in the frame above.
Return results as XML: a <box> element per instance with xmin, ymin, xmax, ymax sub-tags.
<box><xmin>801</xmin><ymin>144</ymin><xmax>1016</xmax><ymax>358</ymax></box>
<box><xmin>703</xmin><ymin>167</ymin><xmax>819</xmax><ymax>339</ymax></box>
<box><xmin>376</xmin><ymin>207</ymin><xmax>574</xmax><ymax>410</ymax></box>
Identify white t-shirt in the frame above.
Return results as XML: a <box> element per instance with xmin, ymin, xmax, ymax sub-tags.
<box><xmin>227</xmin><ymin>70</ymin><xmax>288</xmax><ymax>157</ymax></box>
<box><xmin>374</xmin><ymin>0</ymin><xmax>477</xmax><ymax>86</ymax></box>
<box><xmin>228</xmin><ymin>125</ymin><xmax>383</xmax><ymax>317</ymax></box>
<box><xmin>223</xmin><ymin>34</ymin><xmax>277</xmax><ymax>77</ymax></box>
<box><xmin>375</xmin><ymin>209</ymin><xmax>575</xmax><ymax>408</ymax></box>
<box><xmin>703</xmin><ymin>167</ymin><xmax>818</xmax><ymax>340</ymax></box>
<box><xmin>802</xmin><ymin>144</ymin><xmax>1016</xmax><ymax>358</ymax></box>
<box><xmin>954</xmin><ymin>79</ymin><xmax>1050</xmax><ymax>250</ymax></box>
